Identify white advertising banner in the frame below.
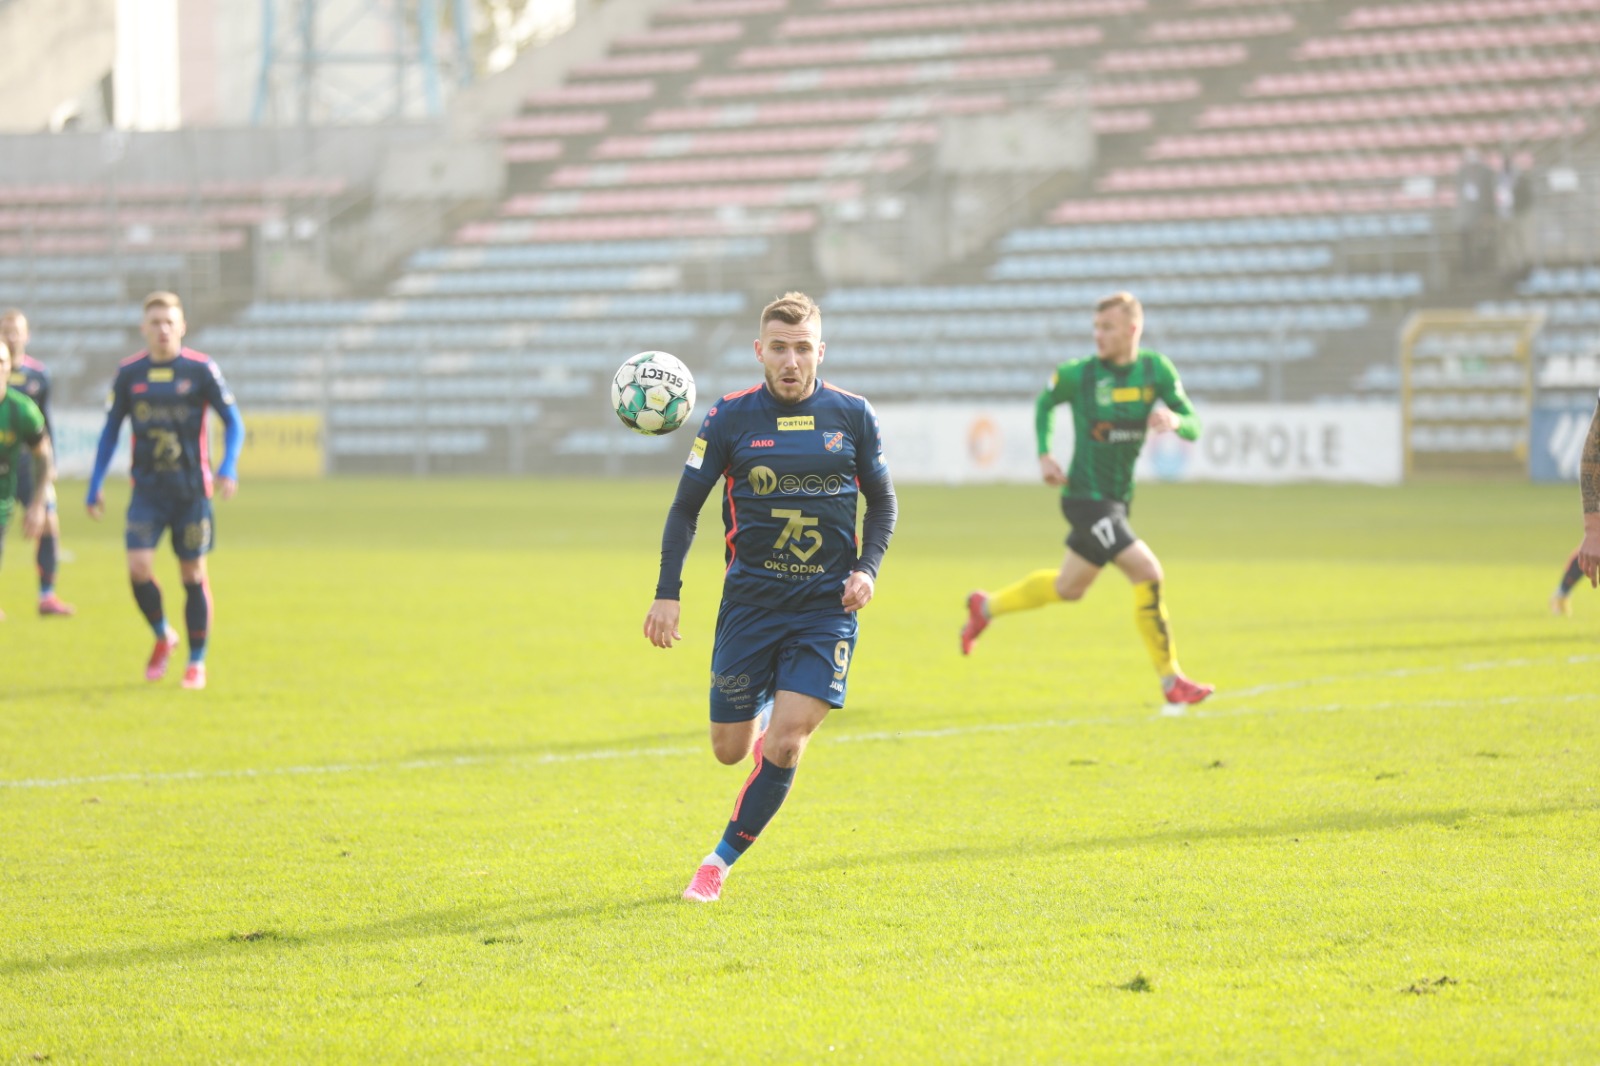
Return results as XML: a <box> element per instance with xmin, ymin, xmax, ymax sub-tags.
<box><xmin>875</xmin><ymin>403</ymin><xmax>1402</xmax><ymax>485</ymax></box>
<box><xmin>875</xmin><ymin>404</ymin><xmax>1043</xmax><ymax>484</ymax></box>
<box><xmin>50</xmin><ymin>408</ymin><xmax>129</xmax><ymax>481</ymax></box>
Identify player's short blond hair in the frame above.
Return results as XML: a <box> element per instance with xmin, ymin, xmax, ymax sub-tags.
<box><xmin>143</xmin><ymin>291</ymin><xmax>184</xmax><ymax>315</ymax></box>
<box><xmin>1</xmin><ymin>308</ymin><xmax>24</xmax><ymax>325</ymax></box>
<box><xmin>1096</xmin><ymin>291</ymin><xmax>1143</xmax><ymax>323</ymax></box>
<box><xmin>760</xmin><ymin>291</ymin><xmax>821</xmax><ymax>332</ymax></box>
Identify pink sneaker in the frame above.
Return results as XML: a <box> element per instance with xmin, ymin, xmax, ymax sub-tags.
<box><xmin>38</xmin><ymin>593</ymin><xmax>76</xmax><ymax>617</ymax></box>
<box><xmin>682</xmin><ymin>863</ymin><xmax>725</xmax><ymax>902</ymax></box>
<box><xmin>1163</xmin><ymin>675</ymin><xmax>1215</xmax><ymax>706</ymax></box>
<box><xmin>181</xmin><ymin>662</ymin><xmax>207</xmax><ymax>690</ymax></box>
<box><xmin>146</xmin><ymin>626</ymin><xmax>180</xmax><ymax>681</ymax></box>
<box><xmin>960</xmin><ymin>591</ymin><xmax>990</xmax><ymax>656</ymax></box>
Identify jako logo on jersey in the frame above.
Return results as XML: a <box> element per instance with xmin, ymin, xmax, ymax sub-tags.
<box><xmin>749</xmin><ymin>439</ymin><xmax>775</xmax><ymax>448</ymax></box>
<box><xmin>777</xmin><ymin>416</ymin><xmax>814</xmax><ymax>431</ymax></box>
<box><xmin>747</xmin><ymin>465</ymin><xmax>847</xmax><ymax>496</ymax></box>
<box><xmin>1091</xmin><ymin>421</ymin><xmax>1147</xmax><ymax>444</ymax></box>
<box><xmin>823</xmin><ymin>431</ymin><xmax>844</xmax><ymax>453</ymax></box>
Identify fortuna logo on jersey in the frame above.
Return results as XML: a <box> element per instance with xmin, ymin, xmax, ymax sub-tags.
<box><xmin>747</xmin><ymin>465</ymin><xmax>847</xmax><ymax>496</ymax></box>
<box><xmin>1091</xmin><ymin>420</ymin><xmax>1147</xmax><ymax>444</ymax></box>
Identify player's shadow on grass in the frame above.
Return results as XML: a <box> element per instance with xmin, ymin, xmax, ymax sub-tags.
<box><xmin>790</xmin><ymin>799</ymin><xmax>1599</xmax><ymax>876</ymax></box>
<box><xmin>0</xmin><ymin>893</ymin><xmax>676</xmax><ymax>980</ymax></box>
<box><xmin>5</xmin><ymin>801</ymin><xmax>1592</xmax><ymax>980</ymax></box>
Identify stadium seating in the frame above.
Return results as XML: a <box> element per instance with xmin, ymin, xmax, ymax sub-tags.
<box><xmin>24</xmin><ymin>0</ymin><xmax>1600</xmax><ymax>469</ymax></box>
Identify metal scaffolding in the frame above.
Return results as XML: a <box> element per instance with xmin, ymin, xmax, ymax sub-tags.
<box><xmin>252</xmin><ymin>0</ymin><xmax>474</xmax><ymax>125</ymax></box>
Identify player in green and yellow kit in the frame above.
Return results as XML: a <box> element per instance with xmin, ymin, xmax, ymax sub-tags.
<box><xmin>0</xmin><ymin>336</ymin><xmax>56</xmax><ymax>622</ymax></box>
<box><xmin>960</xmin><ymin>291</ymin><xmax>1214</xmax><ymax>708</ymax></box>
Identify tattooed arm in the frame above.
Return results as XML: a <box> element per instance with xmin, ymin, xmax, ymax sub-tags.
<box><xmin>1578</xmin><ymin>400</ymin><xmax>1600</xmax><ymax>586</ymax></box>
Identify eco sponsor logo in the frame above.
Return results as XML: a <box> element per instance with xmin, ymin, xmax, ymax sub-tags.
<box><xmin>747</xmin><ymin>465</ymin><xmax>847</xmax><ymax>497</ymax></box>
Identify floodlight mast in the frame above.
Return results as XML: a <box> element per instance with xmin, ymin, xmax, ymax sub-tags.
<box><xmin>252</xmin><ymin>0</ymin><xmax>474</xmax><ymax>126</ymax></box>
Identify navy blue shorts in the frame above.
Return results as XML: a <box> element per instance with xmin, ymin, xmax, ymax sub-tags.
<box><xmin>708</xmin><ymin>600</ymin><xmax>860</xmax><ymax>723</ymax></box>
<box><xmin>126</xmin><ymin>488</ymin><xmax>214</xmax><ymax>559</ymax></box>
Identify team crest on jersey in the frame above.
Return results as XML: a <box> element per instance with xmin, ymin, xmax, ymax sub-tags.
<box><xmin>823</xmin><ymin>431</ymin><xmax>844</xmax><ymax>453</ymax></box>
<box><xmin>177</xmin><ymin>379</ymin><xmax>193</xmax><ymax>395</ymax></box>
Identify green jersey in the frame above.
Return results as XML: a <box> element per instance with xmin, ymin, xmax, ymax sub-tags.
<box><xmin>0</xmin><ymin>388</ymin><xmax>46</xmax><ymax>526</ymax></box>
<box><xmin>1035</xmin><ymin>348</ymin><xmax>1200</xmax><ymax>504</ymax></box>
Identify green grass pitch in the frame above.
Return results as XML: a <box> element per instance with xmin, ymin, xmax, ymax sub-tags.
<box><xmin>2</xmin><ymin>477</ymin><xmax>1596</xmax><ymax>1063</ymax></box>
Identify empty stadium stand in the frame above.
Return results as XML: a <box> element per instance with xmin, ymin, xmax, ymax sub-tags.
<box><xmin>4</xmin><ymin>0</ymin><xmax>1598</xmax><ymax>474</ymax></box>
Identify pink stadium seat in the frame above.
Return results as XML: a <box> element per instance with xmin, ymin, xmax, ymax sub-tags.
<box><xmin>1296</xmin><ymin>20</ymin><xmax>1600</xmax><ymax>59</ymax></box>
<box><xmin>1146</xmin><ymin>114</ymin><xmax>1586</xmax><ymax>159</ymax></box>
<box><xmin>496</xmin><ymin>112</ymin><xmax>610</xmax><ymax>138</ymax></box>
<box><xmin>1091</xmin><ymin>109</ymin><xmax>1154</xmax><ymax>133</ymax></box>
<box><xmin>778</xmin><ymin>0</ymin><xmax>1146</xmax><ymax>38</ymax></box>
<box><xmin>1049</xmin><ymin>186</ymin><xmax>1453</xmax><ymax>224</ymax></box>
<box><xmin>613</xmin><ymin>20</ymin><xmax>747</xmax><ymax>48</ymax></box>
<box><xmin>690</xmin><ymin>55</ymin><xmax>1053</xmax><ymax>97</ymax></box>
<box><xmin>1344</xmin><ymin>0</ymin><xmax>1600</xmax><ymax>29</ymax></box>
<box><xmin>644</xmin><ymin>91</ymin><xmax>1007</xmax><ymax>129</ymax></box>
<box><xmin>1100</xmin><ymin>152</ymin><xmax>1461</xmax><ymax>192</ymax></box>
<box><xmin>657</xmin><ymin>0</ymin><xmax>786</xmax><ymax>19</ymax></box>
<box><xmin>502</xmin><ymin>140</ymin><xmax>566</xmax><ymax>163</ymax></box>
<box><xmin>1096</xmin><ymin>42</ymin><xmax>1248</xmax><ymax>72</ymax></box>
<box><xmin>1200</xmin><ymin>84</ymin><xmax>1600</xmax><ymax>127</ymax></box>
<box><xmin>0</xmin><ymin>231</ymin><xmax>247</xmax><ymax>254</ymax></box>
<box><xmin>569</xmin><ymin>50</ymin><xmax>704</xmax><ymax>78</ymax></box>
<box><xmin>1144</xmin><ymin>11</ymin><xmax>1294</xmax><ymax>40</ymax></box>
<box><xmin>546</xmin><ymin>150</ymin><xmax>913</xmax><ymax>187</ymax></box>
<box><xmin>525</xmin><ymin>80</ymin><xmax>657</xmax><ymax>107</ymax></box>
<box><xmin>455</xmin><ymin>210</ymin><xmax>816</xmax><ymax>244</ymax></box>
<box><xmin>502</xmin><ymin>181</ymin><xmax>867</xmax><ymax>216</ymax></box>
<box><xmin>1248</xmin><ymin>55</ymin><xmax>1599</xmax><ymax>97</ymax></box>
<box><xmin>736</xmin><ymin>25</ymin><xmax>1101</xmax><ymax>68</ymax></box>
<box><xmin>593</xmin><ymin>122</ymin><xmax>940</xmax><ymax>158</ymax></box>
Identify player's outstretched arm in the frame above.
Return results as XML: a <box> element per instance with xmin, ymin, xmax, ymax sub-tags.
<box><xmin>1579</xmin><ymin>404</ymin><xmax>1600</xmax><ymax>585</ymax></box>
<box><xmin>22</xmin><ymin>437</ymin><xmax>52</xmax><ymax>539</ymax></box>
<box><xmin>647</xmin><ymin>472</ymin><xmax>716</xmax><ymax>648</ymax></box>
<box><xmin>86</xmin><ymin>381</ymin><xmax>128</xmax><ymax>519</ymax></box>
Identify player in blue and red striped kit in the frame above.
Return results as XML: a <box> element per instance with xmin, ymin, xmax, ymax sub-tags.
<box><xmin>644</xmin><ymin>292</ymin><xmax>898</xmax><ymax>903</ymax></box>
<box><xmin>2</xmin><ymin>310</ymin><xmax>74</xmax><ymax>616</ymax></box>
<box><xmin>87</xmin><ymin>292</ymin><xmax>245</xmax><ymax>690</ymax></box>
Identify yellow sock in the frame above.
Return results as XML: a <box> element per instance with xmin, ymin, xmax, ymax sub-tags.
<box><xmin>1132</xmin><ymin>580</ymin><xmax>1179</xmax><ymax>677</ymax></box>
<box><xmin>989</xmin><ymin>570</ymin><xmax>1063</xmax><ymax>617</ymax></box>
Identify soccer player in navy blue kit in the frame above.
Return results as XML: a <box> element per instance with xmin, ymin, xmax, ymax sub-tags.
<box><xmin>2</xmin><ymin>310</ymin><xmax>74</xmax><ymax>616</ymax></box>
<box><xmin>86</xmin><ymin>292</ymin><xmax>245</xmax><ymax>691</ymax></box>
<box><xmin>644</xmin><ymin>292</ymin><xmax>898</xmax><ymax>903</ymax></box>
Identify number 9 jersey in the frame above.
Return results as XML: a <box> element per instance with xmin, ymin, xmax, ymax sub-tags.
<box><xmin>684</xmin><ymin>379</ymin><xmax>888</xmax><ymax>612</ymax></box>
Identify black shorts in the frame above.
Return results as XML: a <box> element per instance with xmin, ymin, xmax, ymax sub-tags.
<box><xmin>1061</xmin><ymin>497</ymin><xmax>1138</xmax><ymax>568</ymax></box>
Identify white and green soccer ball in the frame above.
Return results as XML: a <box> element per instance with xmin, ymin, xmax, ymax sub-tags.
<box><xmin>611</xmin><ymin>351</ymin><xmax>696</xmax><ymax>435</ymax></box>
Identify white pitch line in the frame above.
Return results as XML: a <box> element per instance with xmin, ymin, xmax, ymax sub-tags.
<box><xmin>1223</xmin><ymin>652</ymin><xmax>1600</xmax><ymax>699</ymax></box>
<box><xmin>2</xmin><ymin>654</ymin><xmax>1595</xmax><ymax>791</ymax></box>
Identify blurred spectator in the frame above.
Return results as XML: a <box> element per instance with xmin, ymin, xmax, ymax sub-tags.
<box><xmin>1455</xmin><ymin>148</ymin><xmax>1496</xmax><ymax>274</ymax></box>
